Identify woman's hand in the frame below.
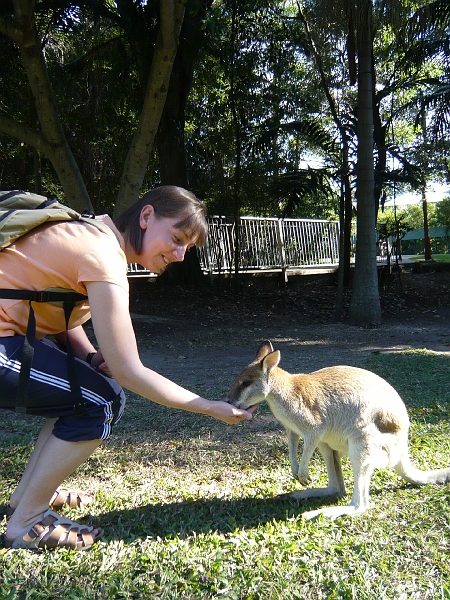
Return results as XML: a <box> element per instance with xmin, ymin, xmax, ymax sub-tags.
<box><xmin>205</xmin><ymin>400</ymin><xmax>257</xmax><ymax>425</ymax></box>
<box><xmin>89</xmin><ymin>351</ymin><xmax>113</xmax><ymax>378</ymax></box>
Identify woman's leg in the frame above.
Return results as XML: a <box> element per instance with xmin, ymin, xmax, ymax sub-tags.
<box><xmin>5</xmin><ymin>435</ymin><xmax>101</xmax><ymax>541</ymax></box>
<box><xmin>8</xmin><ymin>418</ymin><xmax>57</xmax><ymax>509</ymax></box>
<box><xmin>1</xmin><ymin>337</ymin><xmax>125</xmax><ymax>544</ymax></box>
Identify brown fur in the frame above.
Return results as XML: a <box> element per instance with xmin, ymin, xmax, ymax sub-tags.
<box><xmin>374</xmin><ymin>411</ymin><xmax>402</xmax><ymax>434</ymax></box>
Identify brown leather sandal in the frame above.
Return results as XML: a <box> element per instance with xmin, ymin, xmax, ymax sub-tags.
<box><xmin>5</xmin><ymin>487</ymin><xmax>93</xmax><ymax>516</ymax></box>
<box><xmin>49</xmin><ymin>488</ymin><xmax>94</xmax><ymax>511</ymax></box>
<box><xmin>4</xmin><ymin>509</ymin><xmax>103</xmax><ymax>551</ymax></box>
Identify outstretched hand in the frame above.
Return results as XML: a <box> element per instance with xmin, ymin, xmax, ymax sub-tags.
<box><xmin>90</xmin><ymin>351</ymin><xmax>113</xmax><ymax>378</ymax></box>
<box><xmin>208</xmin><ymin>400</ymin><xmax>257</xmax><ymax>425</ymax></box>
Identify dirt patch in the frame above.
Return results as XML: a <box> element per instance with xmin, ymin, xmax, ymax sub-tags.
<box><xmin>127</xmin><ymin>266</ymin><xmax>450</xmax><ymax>396</ymax></box>
<box><xmin>1</xmin><ymin>267</ymin><xmax>449</xmax><ymax>442</ymax></box>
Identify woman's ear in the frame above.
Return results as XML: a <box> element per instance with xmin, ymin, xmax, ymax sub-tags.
<box><xmin>139</xmin><ymin>205</ymin><xmax>154</xmax><ymax>229</ymax></box>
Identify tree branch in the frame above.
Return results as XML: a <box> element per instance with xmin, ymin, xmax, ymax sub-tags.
<box><xmin>4</xmin><ymin>0</ymin><xmax>92</xmax><ymax>212</ymax></box>
<box><xmin>114</xmin><ymin>0</ymin><xmax>186</xmax><ymax>217</ymax></box>
<box><xmin>0</xmin><ymin>113</ymin><xmax>51</xmax><ymax>154</ymax></box>
<box><xmin>0</xmin><ymin>15</ymin><xmax>22</xmax><ymax>42</ymax></box>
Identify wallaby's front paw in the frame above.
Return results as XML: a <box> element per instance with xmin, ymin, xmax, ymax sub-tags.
<box><xmin>296</xmin><ymin>472</ymin><xmax>311</xmax><ymax>486</ymax></box>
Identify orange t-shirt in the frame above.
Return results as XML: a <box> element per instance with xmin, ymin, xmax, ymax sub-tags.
<box><xmin>0</xmin><ymin>220</ymin><xmax>128</xmax><ymax>338</ymax></box>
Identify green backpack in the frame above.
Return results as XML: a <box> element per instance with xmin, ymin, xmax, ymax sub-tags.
<box><xmin>0</xmin><ymin>190</ymin><xmax>119</xmax><ymax>415</ymax></box>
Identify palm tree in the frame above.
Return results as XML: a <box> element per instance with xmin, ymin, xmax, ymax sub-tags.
<box><xmin>401</xmin><ymin>0</ymin><xmax>450</xmax><ymax>260</ymax></box>
<box><xmin>293</xmin><ymin>0</ymin><xmax>382</xmax><ymax>325</ymax></box>
<box><xmin>348</xmin><ymin>0</ymin><xmax>381</xmax><ymax>325</ymax></box>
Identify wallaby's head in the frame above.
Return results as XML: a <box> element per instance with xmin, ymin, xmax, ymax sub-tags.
<box><xmin>226</xmin><ymin>340</ymin><xmax>280</xmax><ymax>409</ymax></box>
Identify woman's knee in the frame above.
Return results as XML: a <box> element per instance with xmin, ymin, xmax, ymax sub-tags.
<box><xmin>52</xmin><ymin>389</ymin><xmax>126</xmax><ymax>442</ymax></box>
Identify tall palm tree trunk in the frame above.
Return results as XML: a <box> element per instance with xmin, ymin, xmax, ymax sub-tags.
<box><xmin>348</xmin><ymin>0</ymin><xmax>381</xmax><ymax>326</ymax></box>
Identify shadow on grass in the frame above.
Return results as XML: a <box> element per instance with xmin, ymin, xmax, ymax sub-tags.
<box><xmin>97</xmin><ymin>493</ymin><xmax>335</xmax><ymax>543</ymax></box>
<box><xmin>95</xmin><ymin>478</ymin><xmax>433</xmax><ymax>545</ymax></box>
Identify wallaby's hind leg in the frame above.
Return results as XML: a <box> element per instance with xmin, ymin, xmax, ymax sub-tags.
<box><xmin>302</xmin><ymin>443</ymin><xmax>375</xmax><ymax>520</ymax></box>
<box><xmin>323</xmin><ymin>444</ymin><xmax>346</xmax><ymax>497</ymax></box>
<box><xmin>289</xmin><ymin>442</ymin><xmax>346</xmax><ymax>501</ymax></box>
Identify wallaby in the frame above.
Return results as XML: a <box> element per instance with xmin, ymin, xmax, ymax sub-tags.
<box><xmin>226</xmin><ymin>340</ymin><xmax>450</xmax><ymax>519</ymax></box>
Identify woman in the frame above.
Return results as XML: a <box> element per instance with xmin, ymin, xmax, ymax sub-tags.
<box><xmin>0</xmin><ymin>185</ymin><xmax>255</xmax><ymax>551</ymax></box>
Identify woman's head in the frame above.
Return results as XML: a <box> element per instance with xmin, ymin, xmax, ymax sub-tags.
<box><xmin>115</xmin><ymin>185</ymin><xmax>208</xmax><ymax>256</ymax></box>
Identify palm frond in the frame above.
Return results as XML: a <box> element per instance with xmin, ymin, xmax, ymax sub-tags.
<box><xmin>268</xmin><ymin>167</ymin><xmax>338</xmax><ymax>218</ymax></box>
<box><xmin>253</xmin><ymin>118</ymin><xmax>340</xmax><ymax>161</ymax></box>
<box><xmin>407</xmin><ymin>0</ymin><xmax>450</xmax><ymax>36</ymax></box>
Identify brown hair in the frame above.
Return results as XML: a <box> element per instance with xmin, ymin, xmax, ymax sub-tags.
<box><xmin>115</xmin><ymin>185</ymin><xmax>208</xmax><ymax>255</ymax></box>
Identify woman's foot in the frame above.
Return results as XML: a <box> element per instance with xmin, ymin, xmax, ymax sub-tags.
<box><xmin>6</xmin><ymin>487</ymin><xmax>94</xmax><ymax>516</ymax></box>
<box><xmin>4</xmin><ymin>509</ymin><xmax>102</xmax><ymax>551</ymax></box>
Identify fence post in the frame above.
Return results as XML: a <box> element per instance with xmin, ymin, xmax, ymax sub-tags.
<box><xmin>276</xmin><ymin>219</ymin><xmax>288</xmax><ymax>283</ymax></box>
<box><xmin>203</xmin><ymin>236</ymin><xmax>213</xmax><ymax>278</ymax></box>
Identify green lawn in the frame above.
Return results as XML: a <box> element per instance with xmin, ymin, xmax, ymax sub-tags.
<box><xmin>408</xmin><ymin>254</ymin><xmax>450</xmax><ymax>262</ymax></box>
<box><xmin>1</xmin><ymin>350</ymin><xmax>449</xmax><ymax>599</ymax></box>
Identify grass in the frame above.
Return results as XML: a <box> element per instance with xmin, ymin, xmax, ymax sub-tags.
<box><xmin>1</xmin><ymin>350</ymin><xmax>449</xmax><ymax>599</ymax></box>
<box><xmin>408</xmin><ymin>254</ymin><xmax>450</xmax><ymax>263</ymax></box>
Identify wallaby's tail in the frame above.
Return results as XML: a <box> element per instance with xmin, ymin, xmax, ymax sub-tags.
<box><xmin>395</xmin><ymin>454</ymin><xmax>450</xmax><ymax>485</ymax></box>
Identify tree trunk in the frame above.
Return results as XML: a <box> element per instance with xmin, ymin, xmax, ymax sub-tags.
<box><xmin>157</xmin><ymin>0</ymin><xmax>210</xmax><ymax>187</ymax></box>
<box><xmin>114</xmin><ymin>0</ymin><xmax>186</xmax><ymax>218</ymax></box>
<box><xmin>333</xmin><ymin>177</ymin><xmax>346</xmax><ymax>320</ymax></box>
<box><xmin>333</xmin><ymin>147</ymin><xmax>353</xmax><ymax>321</ymax></box>
<box><xmin>422</xmin><ymin>188</ymin><xmax>432</xmax><ymax>260</ymax></box>
<box><xmin>0</xmin><ymin>0</ymin><xmax>92</xmax><ymax>212</ymax></box>
<box><xmin>230</xmin><ymin>0</ymin><xmax>242</xmax><ymax>291</ymax></box>
<box><xmin>348</xmin><ymin>0</ymin><xmax>381</xmax><ymax>326</ymax></box>
<box><xmin>420</xmin><ymin>110</ymin><xmax>432</xmax><ymax>261</ymax></box>
<box><xmin>297</xmin><ymin>4</ymin><xmax>353</xmax><ymax>315</ymax></box>
<box><xmin>155</xmin><ymin>1</ymin><xmax>211</xmax><ymax>287</ymax></box>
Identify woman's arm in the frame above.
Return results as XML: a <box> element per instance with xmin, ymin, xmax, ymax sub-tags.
<box><xmin>54</xmin><ymin>325</ymin><xmax>111</xmax><ymax>375</ymax></box>
<box><xmin>54</xmin><ymin>326</ymin><xmax>96</xmax><ymax>360</ymax></box>
<box><xmin>85</xmin><ymin>281</ymin><xmax>254</xmax><ymax>425</ymax></box>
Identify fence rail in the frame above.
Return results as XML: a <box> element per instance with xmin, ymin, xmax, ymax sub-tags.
<box><xmin>128</xmin><ymin>215</ymin><xmax>340</xmax><ymax>278</ymax></box>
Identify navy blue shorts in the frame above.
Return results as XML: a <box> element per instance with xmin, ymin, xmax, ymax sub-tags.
<box><xmin>0</xmin><ymin>336</ymin><xmax>126</xmax><ymax>442</ymax></box>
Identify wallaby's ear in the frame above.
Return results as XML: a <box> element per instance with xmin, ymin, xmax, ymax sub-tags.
<box><xmin>256</xmin><ymin>340</ymin><xmax>274</xmax><ymax>361</ymax></box>
<box><xmin>262</xmin><ymin>350</ymin><xmax>280</xmax><ymax>373</ymax></box>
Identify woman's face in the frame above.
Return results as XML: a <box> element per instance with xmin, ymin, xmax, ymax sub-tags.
<box><xmin>137</xmin><ymin>205</ymin><xmax>197</xmax><ymax>273</ymax></box>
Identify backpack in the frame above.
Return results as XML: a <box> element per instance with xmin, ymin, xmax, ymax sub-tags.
<box><xmin>0</xmin><ymin>190</ymin><xmax>119</xmax><ymax>415</ymax></box>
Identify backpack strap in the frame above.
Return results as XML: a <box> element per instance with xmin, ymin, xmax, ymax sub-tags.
<box><xmin>0</xmin><ymin>289</ymin><xmax>88</xmax><ymax>415</ymax></box>
<box><xmin>0</xmin><ymin>190</ymin><xmax>120</xmax><ymax>250</ymax></box>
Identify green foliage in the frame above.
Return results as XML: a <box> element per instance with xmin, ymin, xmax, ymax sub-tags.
<box><xmin>186</xmin><ymin>0</ymin><xmax>322</xmax><ymax>217</ymax></box>
<box><xmin>269</xmin><ymin>168</ymin><xmax>339</xmax><ymax>219</ymax></box>
<box><xmin>0</xmin><ymin>1</ymin><xmax>164</xmax><ymax>211</ymax></box>
<box><xmin>0</xmin><ymin>34</ymin><xmax>41</xmax><ymax>191</ymax></box>
<box><xmin>45</xmin><ymin>4</ymin><xmax>160</xmax><ymax>213</ymax></box>
<box><xmin>0</xmin><ymin>0</ymin><xmax>449</xmax><ymax>223</ymax></box>
<box><xmin>436</xmin><ymin>197</ymin><xmax>450</xmax><ymax>226</ymax></box>
<box><xmin>379</xmin><ymin>203</ymin><xmax>435</xmax><ymax>233</ymax></box>
<box><xmin>378</xmin><ymin>202</ymin><xmax>450</xmax><ymax>254</ymax></box>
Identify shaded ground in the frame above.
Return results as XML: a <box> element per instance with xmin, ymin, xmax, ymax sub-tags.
<box><xmin>127</xmin><ymin>266</ymin><xmax>450</xmax><ymax>400</ymax></box>
<box><xmin>1</xmin><ymin>266</ymin><xmax>449</xmax><ymax>442</ymax></box>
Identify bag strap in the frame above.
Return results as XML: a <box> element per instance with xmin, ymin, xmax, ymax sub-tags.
<box><xmin>0</xmin><ymin>289</ymin><xmax>88</xmax><ymax>414</ymax></box>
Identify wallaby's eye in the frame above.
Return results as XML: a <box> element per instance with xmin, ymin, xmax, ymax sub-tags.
<box><xmin>240</xmin><ymin>380</ymin><xmax>252</xmax><ymax>389</ymax></box>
